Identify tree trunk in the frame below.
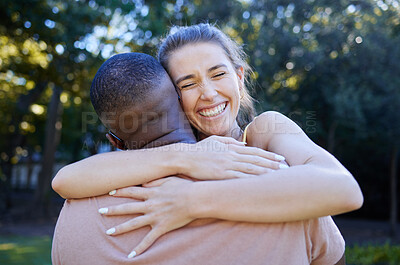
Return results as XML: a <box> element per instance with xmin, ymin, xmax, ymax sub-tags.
<box><xmin>15</xmin><ymin>166</ymin><xmax>21</xmax><ymax>190</ymax></box>
<box><xmin>26</xmin><ymin>152</ymin><xmax>34</xmax><ymax>190</ymax></box>
<box><xmin>34</xmin><ymin>85</ymin><xmax>63</xmax><ymax>217</ymax></box>
<box><xmin>390</xmin><ymin>144</ymin><xmax>399</xmax><ymax>237</ymax></box>
<box><xmin>327</xmin><ymin>121</ymin><xmax>338</xmax><ymax>154</ymax></box>
<box><xmin>0</xmin><ymin>160</ymin><xmax>13</xmax><ymax>216</ymax></box>
<box><xmin>0</xmin><ymin>81</ymin><xmax>47</xmax><ymax>216</ymax></box>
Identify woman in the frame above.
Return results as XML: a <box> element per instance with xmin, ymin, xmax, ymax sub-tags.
<box><xmin>52</xmin><ymin>23</ymin><xmax>363</xmax><ymax>258</ymax></box>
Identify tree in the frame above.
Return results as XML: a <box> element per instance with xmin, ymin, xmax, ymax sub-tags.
<box><xmin>0</xmin><ymin>0</ymin><xmax>145</xmax><ymax>215</ymax></box>
<box><xmin>234</xmin><ymin>0</ymin><xmax>400</xmax><ymax>223</ymax></box>
<box><xmin>1</xmin><ymin>0</ymin><xmax>399</xmax><ymax>223</ymax></box>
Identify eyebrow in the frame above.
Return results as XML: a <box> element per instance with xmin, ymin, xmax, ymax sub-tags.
<box><xmin>208</xmin><ymin>64</ymin><xmax>228</xmax><ymax>72</ymax></box>
<box><xmin>175</xmin><ymin>74</ymin><xmax>195</xmax><ymax>85</ymax></box>
<box><xmin>175</xmin><ymin>64</ymin><xmax>229</xmax><ymax>85</ymax></box>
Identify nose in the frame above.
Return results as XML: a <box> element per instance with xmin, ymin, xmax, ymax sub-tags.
<box><xmin>199</xmin><ymin>82</ymin><xmax>218</xmax><ymax>101</ymax></box>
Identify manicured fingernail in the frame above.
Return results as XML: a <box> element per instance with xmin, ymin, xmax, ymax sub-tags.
<box><xmin>98</xmin><ymin>208</ymin><xmax>108</xmax><ymax>214</ymax></box>
<box><xmin>128</xmin><ymin>251</ymin><xmax>137</xmax><ymax>259</ymax></box>
<box><xmin>279</xmin><ymin>164</ymin><xmax>289</xmax><ymax>169</ymax></box>
<box><xmin>109</xmin><ymin>190</ymin><xmax>116</xmax><ymax>195</ymax></box>
<box><xmin>275</xmin><ymin>155</ymin><xmax>285</xmax><ymax>161</ymax></box>
<box><xmin>106</xmin><ymin>227</ymin><xmax>115</xmax><ymax>235</ymax></box>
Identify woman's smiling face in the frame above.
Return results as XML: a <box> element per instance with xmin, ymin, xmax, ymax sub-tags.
<box><xmin>167</xmin><ymin>42</ymin><xmax>244</xmax><ymax>139</ymax></box>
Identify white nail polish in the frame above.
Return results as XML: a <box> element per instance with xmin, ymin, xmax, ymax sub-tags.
<box><xmin>275</xmin><ymin>155</ymin><xmax>286</xmax><ymax>161</ymax></box>
<box><xmin>128</xmin><ymin>251</ymin><xmax>137</xmax><ymax>259</ymax></box>
<box><xmin>98</xmin><ymin>208</ymin><xmax>108</xmax><ymax>214</ymax></box>
<box><xmin>109</xmin><ymin>190</ymin><xmax>116</xmax><ymax>195</ymax></box>
<box><xmin>106</xmin><ymin>227</ymin><xmax>116</xmax><ymax>235</ymax></box>
<box><xmin>279</xmin><ymin>164</ymin><xmax>289</xmax><ymax>169</ymax></box>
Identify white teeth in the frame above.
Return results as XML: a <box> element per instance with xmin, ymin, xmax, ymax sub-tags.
<box><xmin>199</xmin><ymin>103</ymin><xmax>226</xmax><ymax>117</ymax></box>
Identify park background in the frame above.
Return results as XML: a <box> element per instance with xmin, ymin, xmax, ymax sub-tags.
<box><xmin>0</xmin><ymin>0</ymin><xmax>399</xmax><ymax>264</ymax></box>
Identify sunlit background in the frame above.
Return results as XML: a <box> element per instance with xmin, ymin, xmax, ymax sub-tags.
<box><xmin>0</xmin><ymin>0</ymin><xmax>399</xmax><ymax>264</ymax></box>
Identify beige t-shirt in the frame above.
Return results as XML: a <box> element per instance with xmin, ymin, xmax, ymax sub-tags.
<box><xmin>52</xmin><ymin>195</ymin><xmax>344</xmax><ymax>265</ymax></box>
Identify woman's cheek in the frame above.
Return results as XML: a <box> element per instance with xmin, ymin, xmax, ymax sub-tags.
<box><xmin>181</xmin><ymin>91</ymin><xmax>198</xmax><ymax>112</ymax></box>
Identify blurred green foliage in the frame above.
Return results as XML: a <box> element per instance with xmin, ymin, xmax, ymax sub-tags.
<box><xmin>0</xmin><ymin>236</ymin><xmax>51</xmax><ymax>265</ymax></box>
<box><xmin>0</xmin><ymin>0</ymin><xmax>399</xmax><ymax>218</ymax></box>
<box><xmin>2</xmin><ymin>235</ymin><xmax>400</xmax><ymax>265</ymax></box>
<box><xmin>346</xmin><ymin>242</ymin><xmax>400</xmax><ymax>265</ymax></box>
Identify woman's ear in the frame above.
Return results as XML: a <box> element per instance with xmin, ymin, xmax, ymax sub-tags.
<box><xmin>236</xmin><ymin>66</ymin><xmax>244</xmax><ymax>81</ymax></box>
<box><xmin>236</xmin><ymin>66</ymin><xmax>245</xmax><ymax>91</ymax></box>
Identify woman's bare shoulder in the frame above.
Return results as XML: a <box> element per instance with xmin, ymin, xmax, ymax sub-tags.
<box><xmin>246</xmin><ymin>111</ymin><xmax>302</xmax><ymax>149</ymax></box>
<box><xmin>245</xmin><ymin>111</ymin><xmax>280</xmax><ymax>149</ymax></box>
<box><xmin>249</xmin><ymin>111</ymin><xmax>301</xmax><ymax>135</ymax></box>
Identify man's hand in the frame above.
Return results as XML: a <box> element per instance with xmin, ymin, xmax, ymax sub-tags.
<box><xmin>98</xmin><ymin>177</ymin><xmax>194</xmax><ymax>258</ymax></box>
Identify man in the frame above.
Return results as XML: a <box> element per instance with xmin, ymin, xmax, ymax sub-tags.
<box><xmin>52</xmin><ymin>53</ymin><xmax>345</xmax><ymax>264</ymax></box>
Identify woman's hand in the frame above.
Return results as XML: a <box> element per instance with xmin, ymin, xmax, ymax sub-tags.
<box><xmin>98</xmin><ymin>176</ymin><xmax>195</xmax><ymax>258</ymax></box>
<box><xmin>179</xmin><ymin>135</ymin><xmax>287</xmax><ymax>180</ymax></box>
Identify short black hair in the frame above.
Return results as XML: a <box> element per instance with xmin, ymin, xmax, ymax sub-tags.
<box><xmin>90</xmin><ymin>52</ymin><xmax>167</xmax><ymax>117</ymax></box>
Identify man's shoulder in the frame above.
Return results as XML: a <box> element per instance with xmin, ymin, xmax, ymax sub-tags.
<box><xmin>306</xmin><ymin>216</ymin><xmax>345</xmax><ymax>265</ymax></box>
<box><xmin>52</xmin><ymin>195</ymin><xmax>144</xmax><ymax>265</ymax></box>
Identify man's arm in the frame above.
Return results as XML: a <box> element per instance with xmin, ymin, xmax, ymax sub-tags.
<box><xmin>334</xmin><ymin>254</ymin><xmax>346</xmax><ymax>265</ymax></box>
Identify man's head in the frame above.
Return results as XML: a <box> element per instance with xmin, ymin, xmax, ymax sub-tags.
<box><xmin>90</xmin><ymin>52</ymin><xmax>195</xmax><ymax>149</ymax></box>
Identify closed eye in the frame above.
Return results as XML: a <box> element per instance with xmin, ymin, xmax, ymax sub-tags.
<box><xmin>181</xmin><ymin>83</ymin><xmax>195</xmax><ymax>89</ymax></box>
<box><xmin>212</xmin><ymin>72</ymin><xmax>225</xmax><ymax>78</ymax></box>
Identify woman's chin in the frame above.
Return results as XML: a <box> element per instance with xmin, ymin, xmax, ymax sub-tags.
<box><xmin>199</xmin><ymin>128</ymin><xmax>230</xmax><ymax>138</ymax></box>
<box><xmin>196</xmin><ymin>121</ymin><xmax>238</xmax><ymax>138</ymax></box>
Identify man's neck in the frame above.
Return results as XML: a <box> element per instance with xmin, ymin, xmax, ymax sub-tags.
<box><xmin>142</xmin><ymin>109</ymin><xmax>197</xmax><ymax>148</ymax></box>
<box><xmin>142</xmin><ymin>127</ymin><xmax>196</xmax><ymax>149</ymax></box>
